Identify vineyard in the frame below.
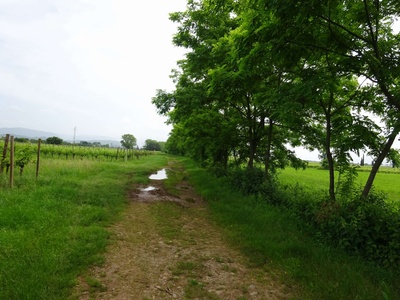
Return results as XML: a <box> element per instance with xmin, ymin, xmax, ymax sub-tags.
<box><xmin>0</xmin><ymin>135</ymin><xmax>154</xmax><ymax>187</ymax></box>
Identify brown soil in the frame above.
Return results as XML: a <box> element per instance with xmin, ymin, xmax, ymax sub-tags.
<box><xmin>74</xmin><ymin>167</ymin><xmax>292</xmax><ymax>299</ymax></box>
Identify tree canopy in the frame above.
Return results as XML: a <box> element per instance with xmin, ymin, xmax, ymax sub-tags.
<box><xmin>153</xmin><ymin>0</ymin><xmax>400</xmax><ymax>200</ymax></box>
<box><xmin>143</xmin><ymin>139</ymin><xmax>162</xmax><ymax>151</ymax></box>
<box><xmin>46</xmin><ymin>136</ymin><xmax>63</xmax><ymax>145</ymax></box>
<box><xmin>120</xmin><ymin>134</ymin><xmax>137</xmax><ymax>150</ymax></box>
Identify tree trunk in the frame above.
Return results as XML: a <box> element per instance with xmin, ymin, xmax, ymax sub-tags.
<box><xmin>325</xmin><ymin>133</ymin><xmax>336</xmax><ymax>201</ymax></box>
<box><xmin>264</xmin><ymin>119</ymin><xmax>273</xmax><ymax>179</ymax></box>
<box><xmin>247</xmin><ymin>124</ymin><xmax>257</xmax><ymax>169</ymax></box>
<box><xmin>362</xmin><ymin>124</ymin><xmax>400</xmax><ymax>198</ymax></box>
<box><xmin>324</xmin><ymin>92</ymin><xmax>336</xmax><ymax>201</ymax></box>
<box><xmin>325</xmin><ymin>97</ymin><xmax>335</xmax><ymax>202</ymax></box>
<box><xmin>248</xmin><ymin>138</ymin><xmax>255</xmax><ymax>169</ymax></box>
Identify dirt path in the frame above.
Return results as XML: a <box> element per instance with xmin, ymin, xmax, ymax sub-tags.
<box><xmin>75</xmin><ymin>165</ymin><xmax>292</xmax><ymax>299</ymax></box>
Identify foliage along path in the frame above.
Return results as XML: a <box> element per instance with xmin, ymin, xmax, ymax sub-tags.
<box><xmin>75</xmin><ymin>161</ymin><xmax>293</xmax><ymax>299</ymax></box>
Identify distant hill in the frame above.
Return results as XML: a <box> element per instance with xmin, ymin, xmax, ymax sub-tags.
<box><xmin>0</xmin><ymin>127</ymin><xmax>59</xmax><ymax>139</ymax></box>
<box><xmin>0</xmin><ymin>127</ymin><xmax>121</xmax><ymax>147</ymax></box>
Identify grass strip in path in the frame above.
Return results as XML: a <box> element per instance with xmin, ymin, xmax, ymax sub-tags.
<box><xmin>76</xmin><ymin>158</ymin><xmax>293</xmax><ymax>299</ymax></box>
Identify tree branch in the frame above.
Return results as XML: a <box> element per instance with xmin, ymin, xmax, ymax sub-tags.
<box><xmin>363</xmin><ymin>0</ymin><xmax>377</xmax><ymax>44</ymax></box>
<box><xmin>318</xmin><ymin>15</ymin><xmax>370</xmax><ymax>44</ymax></box>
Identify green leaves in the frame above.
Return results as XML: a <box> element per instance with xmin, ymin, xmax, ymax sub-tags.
<box><xmin>120</xmin><ymin>134</ymin><xmax>137</xmax><ymax>150</ymax></box>
<box><xmin>154</xmin><ymin>0</ymin><xmax>400</xmax><ymax>198</ymax></box>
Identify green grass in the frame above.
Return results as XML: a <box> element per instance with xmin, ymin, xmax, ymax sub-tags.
<box><xmin>2</xmin><ymin>154</ymin><xmax>399</xmax><ymax>299</ymax></box>
<box><xmin>150</xmin><ymin>202</ymin><xmax>184</xmax><ymax>240</ymax></box>
<box><xmin>181</xmin><ymin>158</ymin><xmax>400</xmax><ymax>300</ymax></box>
<box><xmin>278</xmin><ymin>166</ymin><xmax>400</xmax><ymax>203</ymax></box>
<box><xmin>0</xmin><ymin>154</ymin><xmax>169</xmax><ymax>299</ymax></box>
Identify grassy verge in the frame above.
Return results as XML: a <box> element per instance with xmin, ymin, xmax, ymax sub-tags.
<box><xmin>0</xmin><ymin>154</ymin><xmax>169</xmax><ymax>299</ymax></box>
<box><xmin>180</xmin><ymin>158</ymin><xmax>400</xmax><ymax>299</ymax></box>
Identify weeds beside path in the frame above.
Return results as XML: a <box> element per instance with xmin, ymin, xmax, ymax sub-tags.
<box><xmin>75</xmin><ymin>161</ymin><xmax>292</xmax><ymax>299</ymax></box>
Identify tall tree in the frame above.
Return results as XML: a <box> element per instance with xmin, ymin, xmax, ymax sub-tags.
<box><xmin>120</xmin><ymin>134</ymin><xmax>137</xmax><ymax>149</ymax></box>
<box><xmin>46</xmin><ymin>136</ymin><xmax>63</xmax><ymax>145</ymax></box>
<box><xmin>143</xmin><ymin>139</ymin><xmax>161</xmax><ymax>151</ymax></box>
<box><xmin>153</xmin><ymin>0</ymin><xmax>239</xmax><ymax>167</ymax></box>
<box><xmin>216</xmin><ymin>4</ymin><xmax>311</xmax><ymax>177</ymax></box>
<box><xmin>250</xmin><ymin>0</ymin><xmax>400</xmax><ymax>198</ymax></box>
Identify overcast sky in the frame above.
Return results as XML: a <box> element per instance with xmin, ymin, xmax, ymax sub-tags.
<box><xmin>1</xmin><ymin>2</ymin><xmax>398</xmax><ymax>163</ymax></box>
<box><xmin>0</xmin><ymin>0</ymin><xmax>187</xmax><ymax>145</ymax></box>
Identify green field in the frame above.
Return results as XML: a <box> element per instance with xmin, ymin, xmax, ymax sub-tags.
<box><xmin>0</xmin><ymin>154</ymin><xmax>399</xmax><ymax>299</ymax></box>
<box><xmin>278</xmin><ymin>164</ymin><xmax>400</xmax><ymax>203</ymax></box>
<box><xmin>0</xmin><ymin>154</ymin><xmax>169</xmax><ymax>299</ymax></box>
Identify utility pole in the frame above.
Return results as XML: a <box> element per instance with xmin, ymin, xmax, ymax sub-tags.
<box><xmin>73</xmin><ymin>127</ymin><xmax>77</xmax><ymax>145</ymax></box>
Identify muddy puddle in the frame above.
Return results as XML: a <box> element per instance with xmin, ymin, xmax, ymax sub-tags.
<box><xmin>148</xmin><ymin>168</ymin><xmax>167</xmax><ymax>180</ymax></box>
<box><xmin>138</xmin><ymin>169</ymin><xmax>168</xmax><ymax>193</ymax></box>
<box><xmin>133</xmin><ymin>169</ymin><xmax>203</xmax><ymax>207</ymax></box>
<box><xmin>140</xmin><ymin>186</ymin><xmax>157</xmax><ymax>192</ymax></box>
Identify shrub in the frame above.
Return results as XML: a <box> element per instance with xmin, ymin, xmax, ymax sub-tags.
<box><xmin>207</xmin><ymin>162</ymin><xmax>228</xmax><ymax>178</ymax></box>
<box><xmin>314</xmin><ymin>192</ymin><xmax>400</xmax><ymax>267</ymax></box>
<box><xmin>227</xmin><ymin>167</ymin><xmax>266</xmax><ymax>195</ymax></box>
<box><xmin>259</xmin><ymin>180</ymin><xmax>324</xmax><ymax>224</ymax></box>
<box><xmin>224</xmin><ymin>165</ymin><xmax>400</xmax><ymax>267</ymax></box>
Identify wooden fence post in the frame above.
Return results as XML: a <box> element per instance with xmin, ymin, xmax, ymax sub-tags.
<box><xmin>9</xmin><ymin>136</ymin><xmax>14</xmax><ymax>189</ymax></box>
<box><xmin>1</xmin><ymin>133</ymin><xmax>10</xmax><ymax>174</ymax></box>
<box><xmin>36</xmin><ymin>138</ymin><xmax>41</xmax><ymax>178</ymax></box>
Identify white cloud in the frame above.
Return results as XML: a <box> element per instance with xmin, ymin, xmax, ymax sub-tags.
<box><xmin>9</xmin><ymin>105</ymin><xmax>25</xmax><ymax>112</ymax></box>
<box><xmin>0</xmin><ymin>0</ymin><xmax>186</xmax><ymax>141</ymax></box>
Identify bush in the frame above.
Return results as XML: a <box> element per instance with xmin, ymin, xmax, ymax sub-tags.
<box><xmin>227</xmin><ymin>167</ymin><xmax>266</xmax><ymax>195</ymax></box>
<box><xmin>264</xmin><ymin>182</ymin><xmax>400</xmax><ymax>267</ymax></box>
<box><xmin>314</xmin><ymin>193</ymin><xmax>400</xmax><ymax>267</ymax></box>
<box><xmin>223</xmin><ymin>165</ymin><xmax>400</xmax><ymax>267</ymax></box>
<box><xmin>207</xmin><ymin>162</ymin><xmax>228</xmax><ymax>178</ymax></box>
